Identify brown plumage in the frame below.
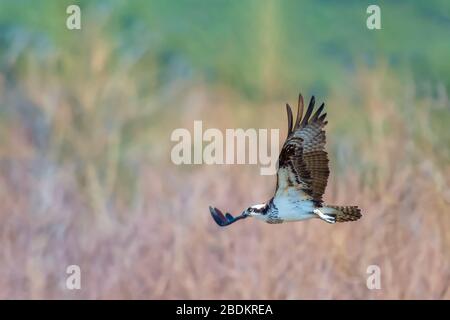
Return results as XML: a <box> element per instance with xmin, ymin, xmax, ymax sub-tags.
<box><xmin>328</xmin><ymin>206</ymin><xmax>362</xmax><ymax>222</ymax></box>
<box><xmin>278</xmin><ymin>94</ymin><xmax>329</xmax><ymax>205</ymax></box>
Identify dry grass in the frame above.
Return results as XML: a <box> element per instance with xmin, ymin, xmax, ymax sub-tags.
<box><xmin>0</xmin><ymin>27</ymin><xmax>449</xmax><ymax>299</ymax></box>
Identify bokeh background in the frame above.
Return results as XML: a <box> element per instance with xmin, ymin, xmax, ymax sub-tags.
<box><xmin>0</xmin><ymin>0</ymin><xmax>449</xmax><ymax>299</ymax></box>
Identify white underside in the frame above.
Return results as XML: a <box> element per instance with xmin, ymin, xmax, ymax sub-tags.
<box><xmin>254</xmin><ymin>190</ymin><xmax>336</xmax><ymax>223</ymax></box>
<box><xmin>274</xmin><ymin>195</ymin><xmax>317</xmax><ymax>221</ymax></box>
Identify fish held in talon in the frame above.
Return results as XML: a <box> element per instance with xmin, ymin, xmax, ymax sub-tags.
<box><xmin>209</xmin><ymin>206</ymin><xmax>249</xmax><ymax>227</ymax></box>
<box><xmin>209</xmin><ymin>93</ymin><xmax>362</xmax><ymax>227</ymax></box>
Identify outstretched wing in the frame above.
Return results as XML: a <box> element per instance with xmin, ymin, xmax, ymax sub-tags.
<box><xmin>276</xmin><ymin>94</ymin><xmax>329</xmax><ymax>205</ymax></box>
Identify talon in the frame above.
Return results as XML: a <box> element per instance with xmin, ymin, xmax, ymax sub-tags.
<box><xmin>314</xmin><ymin>208</ymin><xmax>336</xmax><ymax>224</ymax></box>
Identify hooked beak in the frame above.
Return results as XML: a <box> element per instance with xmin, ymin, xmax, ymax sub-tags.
<box><xmin>209</xmin><ymin>206</ymin><xmax>248</xmax><ymax>227</ymax></box>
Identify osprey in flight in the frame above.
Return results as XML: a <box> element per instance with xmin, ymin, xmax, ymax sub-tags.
<box><xmin>210</xmin><ymin>94</ymin><xmax>361</xmax><ymax>227</ymax></box>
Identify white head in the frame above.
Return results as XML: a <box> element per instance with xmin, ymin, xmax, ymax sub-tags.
<box><xmin>243</xmin><ymin>203</ymin><xmax>268</xmax><ymax>217</ymax></box>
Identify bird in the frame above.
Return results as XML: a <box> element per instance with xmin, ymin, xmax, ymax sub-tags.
<box><xmin>210</xmin><ymin>93</ymin><xmax>361</xmax><ymax>227</ymax></box>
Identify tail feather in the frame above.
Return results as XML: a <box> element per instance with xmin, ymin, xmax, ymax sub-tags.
<box><xmin>327</xmin><ymin>205</ymin><xmax>362</xmax><ymax>223</ymax></box>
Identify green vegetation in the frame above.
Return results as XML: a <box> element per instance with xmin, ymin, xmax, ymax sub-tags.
<box><xmin>1</xmin><ymin>1</ymin><xmax>450</xmax><ymax>98</ymax></box>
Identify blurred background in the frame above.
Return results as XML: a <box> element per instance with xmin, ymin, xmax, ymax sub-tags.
<box><xmin>0</xmin><ymin>0</ymin><xmax>449</xmax><ymax>299</ymax></box>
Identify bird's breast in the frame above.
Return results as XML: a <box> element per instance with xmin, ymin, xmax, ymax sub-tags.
<box><xmin>273</xmin><ymin>194</ymin><xmax>316</xmax><ymax>221</ymax></box>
